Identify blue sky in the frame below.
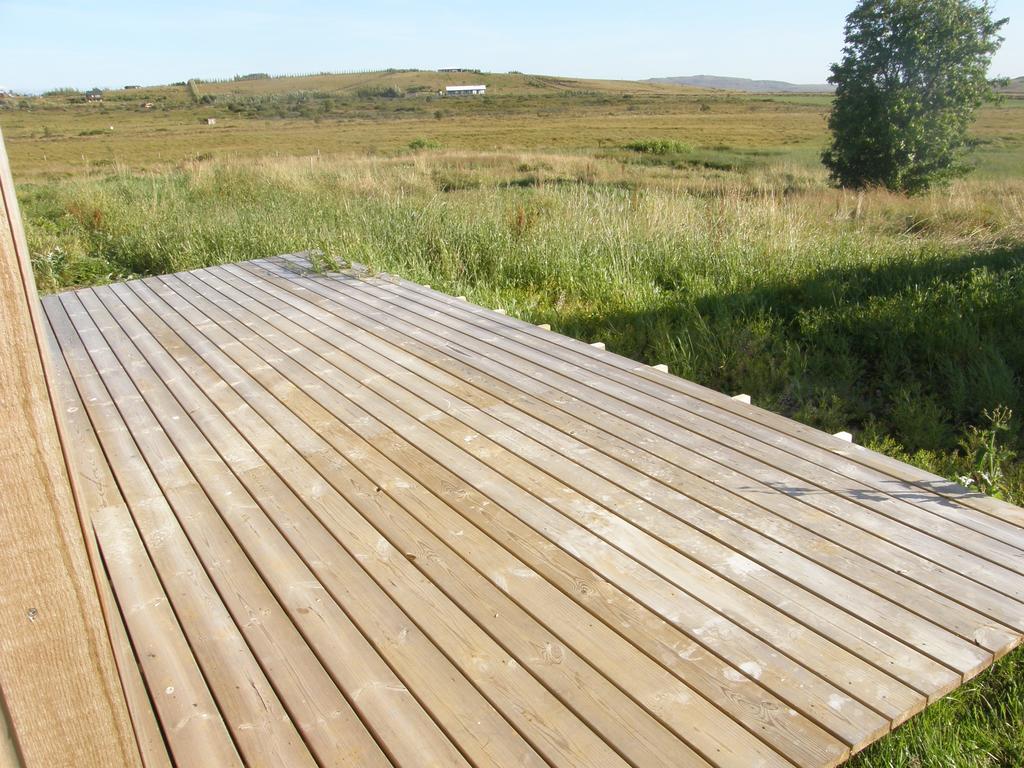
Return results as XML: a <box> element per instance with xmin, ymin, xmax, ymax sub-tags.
<box><xmin>2</xmin><ymin>0</ymin><xmax>1021</xmax><ymax>93</ymax></box>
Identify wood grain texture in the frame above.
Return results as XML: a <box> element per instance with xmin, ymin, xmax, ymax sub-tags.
<box><xmin>40</xmin><ymin>251</ymin><xmax>1024</xmax><ymax>768</ymax></box>
<box><xmin>0</xmin><ymin>131</ymin><xmax>141</xmax><ymax>766</ymax></box>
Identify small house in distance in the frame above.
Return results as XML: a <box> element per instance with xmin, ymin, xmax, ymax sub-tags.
<box><xmin>85</xmin><ymin>88</ymin><xmax>103</xmax><ymax>101</ymax></box>
<box><xmin>445</xmin><ymin>84</ymin><xmax>486</xmax><ymax>96</ymax></box>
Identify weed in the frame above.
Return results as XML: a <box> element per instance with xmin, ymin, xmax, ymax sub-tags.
<box><xmin>957</xmin><ymin>406</ymin><xmax>1017</xmax><ymax>498</ymax></box>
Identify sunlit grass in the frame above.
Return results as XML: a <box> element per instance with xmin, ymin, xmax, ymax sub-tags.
<box><xmin>21</xmin><ymin>149</ymin><xmax>1024</xmax><ymax>500</ymax></box>
<box><xmin>849</xmin><ymin>643</ymin><xmax>1024</xmax><ymax>767</ymax></box>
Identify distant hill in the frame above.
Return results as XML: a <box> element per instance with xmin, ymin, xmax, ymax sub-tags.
<box><xmin>650</xmin><ymin>73</ymin><xmax>1023</xmax><ymax>96</ymax></box>
<box><xmin>647</xmin><ymin>75</ymin><xmax>834</xmax><ymax>93</ymax></box>
<box><xmin>999</xmin><ymin>77</ymin><xmax>1024</xmax><ymax>94</ymax></box>
<box><xmin>183</xmin><ymin>69</ymin><xmax>700</xmax><ymax>98</ymax></box>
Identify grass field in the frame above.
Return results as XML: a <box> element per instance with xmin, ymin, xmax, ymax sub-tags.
<box><xmin>3</xmin><ymin>69</ymin><xmax>1024</xmax><ymax>766</ymax></box>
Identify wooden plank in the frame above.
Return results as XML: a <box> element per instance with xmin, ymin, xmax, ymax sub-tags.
<box><xmin>231</xmin><ymin>264</ymin><xmax>992</xmax><ymax>687</ymax></box>
<box><xmin>89</xmin><ymin>284</ymin><xmax>518</xmax><ymax>768</ymax></box>
<box><xmin>93</xmin><ymin>554</ymin><xmax>174</xmax><ymax>768</ymax></box>
<box><xmin>209</xmin><ymin>263</ymin><xmax>914</xmax><ymax>749</ymax></box>
<box><xmin>46</xmin><ymin>319</ymin><xmax>180</xmax><ymax>768</ymax></box>
<box><xmin>366</xmin><ymin>258</ymin><xmax>1024</xmax><ymax>529</ymax></box>
<box><xmin>0</xmin><ymin>128</ymin><xmax>141</xmax><ymax>767</ymax></box>
<box><xmin>387</xmin><ymin>270</ymin><xmax>1024</xmax><ymax>538</ymax></box>
<box><xmin>328</xmin><ymin>269</ymin><xmax>1024</xmax><ymax>654</ymax></box>
<box><xmin>49</xmin><ymin>295</ymin><xmax>319</xmax><ymax>768</ymax></box>
<box><xmin>105</xmin><ymin>280</ymin><xmax>623</xmax><ymax>768</ymax></box>
<box><xmin>247</xmin><ymin>262</ymin><xmax>996</xmax><ymax>684</ymax></box>
<box><xmin>65</xmin><ymin>289</ymin><xmax>396</xmax><ymax>768</ymax></box>
<box><xmin>74</xmin><ymin>286</ymin><xmax>489</xmax><ymax>768</ymax></box>
<box><xmin>163</xmin><ymin>269</ymin><xmax>832</xmax><ymax>767</ymax></box>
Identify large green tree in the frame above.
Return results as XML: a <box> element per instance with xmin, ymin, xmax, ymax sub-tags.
<box><xmin>823</xmin><ymin>0</ymin><xmax>1007</xmax><ymax>194</ymax></box>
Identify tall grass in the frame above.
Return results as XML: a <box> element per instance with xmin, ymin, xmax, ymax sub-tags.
<box><xmin>21</xmin><ymin>149</ymin><xmax>1024</xmax><ymax>502</ymax></box>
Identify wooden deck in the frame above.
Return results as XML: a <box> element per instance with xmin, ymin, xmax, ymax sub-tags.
<box><xmin>41</xmin><ymin>254</ymin><xmax>1024</xmax><ymax>768</ymax></box>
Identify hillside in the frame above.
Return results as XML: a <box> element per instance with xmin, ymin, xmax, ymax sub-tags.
<box><xmin>652</xmin><ymin>73</ymin><xmax>1024</xmax><ymax>96</ymax></box>
<box><xmin>185</xmin><ymin>69</ymin><xmax>699</xmax><ymax>98</ymax></box>
<box><xmin>1000</xmin><ymin>76</ymin><xmax>1024</xmax><ymax>94</ymax></box>
<box><xmin>647</xmin><ymin>75</ymin><xmax>834</xmax><ymax>93</ymax></box>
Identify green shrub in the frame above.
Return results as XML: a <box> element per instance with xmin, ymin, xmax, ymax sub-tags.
<box><xmin>356</xmin><ymin>85</ymin><xmax>404</xmax><ymax>99</ymax></box>
<box><xmin>624</xmin><ymin>138</ymin><xmax>694</xmax><ymax>155</ymax></box>
<box><xmin>408</xmin><ymin>138</ymin><xmax>442</xmax><ymax>151</ymax></box>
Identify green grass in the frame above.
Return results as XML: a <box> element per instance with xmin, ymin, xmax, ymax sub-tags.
<box><xmin>849</xmin><ymin>645</ymin><xmax>1024</xmax><ymax>767</ymax></box>
<box><xmin>20</xmin><ymin>149</ymin><xmax>1024</xmax><ymax>506</ymax></box>
<box><xmin>6</xmin><ymin>72</ymin><xmax>1024</xmax><ymax>764</ymax></box>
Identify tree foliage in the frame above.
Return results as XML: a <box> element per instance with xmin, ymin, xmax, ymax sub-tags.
<box><xmin>823</xmin><ymin>0</ymin><xmax>1007</xmax><ymax>194</ymax></box>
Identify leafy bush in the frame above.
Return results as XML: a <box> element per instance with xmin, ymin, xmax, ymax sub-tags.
<box><xmin>624</xmin><ymin>138</ymin><xmax>694</xmax><ymax>155</ymax></box>
<box><xmin>356</xmin><ymin>85</ymin><xmax>404</xmax><ymax>99</ymax></box>
<box><xmin>408</xmin><ymin>138</ymin><xmax>442</xmax><ymax>151</ymax></box>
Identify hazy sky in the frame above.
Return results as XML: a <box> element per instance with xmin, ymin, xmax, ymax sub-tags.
<box><xmin>2</xmin><ymin>0</ymin><xmax>1021</xmax><ymax>93</ymax></box>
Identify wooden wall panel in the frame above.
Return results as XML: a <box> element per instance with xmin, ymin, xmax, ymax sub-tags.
<box><xmin>0</xmin><ymin>129</ymin><xmax>141</xmax><ymax>767</ymax></box>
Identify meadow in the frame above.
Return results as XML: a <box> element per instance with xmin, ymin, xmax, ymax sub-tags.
<box><xmin>3</xmin><ymin>69</ymin><xmax>1024</xmax><ymax>766</ymax></box>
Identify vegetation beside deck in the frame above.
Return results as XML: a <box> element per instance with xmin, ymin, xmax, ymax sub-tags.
<box><xmin>18</xmin><ymin>148</ymin><xmax>1024</xmax><ymax>507</ymax></box>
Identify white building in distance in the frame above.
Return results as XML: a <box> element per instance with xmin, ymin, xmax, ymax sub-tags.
<box><xmin>445</xmin><ymin>84</ymin><xmax>486</xmax><ymax>96</ymax></box>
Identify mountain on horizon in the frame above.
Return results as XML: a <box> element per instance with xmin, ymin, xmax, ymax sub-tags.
<box><xmin>649</xmin><ymin>74</ymin><xmax>1024</xmax><ymax>95</ymax></box>
<box><xmin>646</xmin><ymin>75</ymin><xmax>833</xmax><ymax>93</ymax></box>
<box><xmin>1002</xmin><ymin>76</ymin><xmax>1024</xmax><ymax>93</ymax></box>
